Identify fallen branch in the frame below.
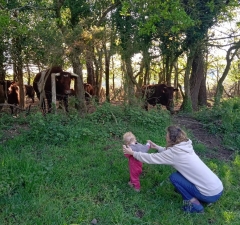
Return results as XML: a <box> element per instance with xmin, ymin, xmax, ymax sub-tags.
<box><xmin>0</xmin><ymin>103</ymin><xmax>32</xmax><ymax>114</ymax></box>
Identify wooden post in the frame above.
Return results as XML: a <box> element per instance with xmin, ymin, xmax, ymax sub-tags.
<box><xmin>51</xmin><ymin>73</ymin><xmax>60</xmax><ymax>113</ymax></box>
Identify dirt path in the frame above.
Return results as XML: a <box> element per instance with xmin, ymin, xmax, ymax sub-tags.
<box><xmin>172</xmin><ymin>114</ymin><xmax>234</xmax><ymax>162</ymax></box>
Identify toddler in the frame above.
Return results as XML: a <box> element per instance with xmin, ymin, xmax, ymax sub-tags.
<box><xmin>123</xmin><ymin>132</ymin><xmax>150</xmax><ymax>192</ymax></box>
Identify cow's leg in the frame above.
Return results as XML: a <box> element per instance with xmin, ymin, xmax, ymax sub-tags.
<box><xmin>156</xmin><ymin>104</ymin><xmax>162</xmax><ymax>111</ymax></box>
<box><xmin>14</xmin><ymin>104</ymin><xmax>18</xmax><ymax>116</ymax></box>
<box><xmin>63</xmin><ymin>95</ymin><xmax>69</xmax><ymax>112</ymax></box>
<box><xmin>10</xmin><ymin>105</ymin><xmax>13</xmax><ymax>114</ymax></box>
<box><xmin>39</xmin><ymin>97</ymin><xmax>46</xmax><ymax>115</ymax></box>
<box><xmin>45</xmin><ymin>93</ymin><xmax>52</xmax><ymax>113</ymax></box>
<box><xmin>167</xmin><ymin>101</ymin><xmax>174</xmax><ymax>114</ymax></box>
<box><xmin>47</xmin><ymin>99</ymin><xmax>52</xmax><ymax>113</ymax></box>
<box><xmin>144</xmin><ymin>101</ymin><xmax>148</xmax><ymax>111</ymax></box>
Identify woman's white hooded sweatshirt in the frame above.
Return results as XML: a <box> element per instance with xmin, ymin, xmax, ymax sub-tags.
<box><xmin>133</xmin><ymin>139</ymin><xmax>223</xmax><ymax>196</ymax></box>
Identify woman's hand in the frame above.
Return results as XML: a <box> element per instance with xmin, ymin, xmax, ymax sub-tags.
<box><xmin>123</xmin><ymin>145</ymin><xmax>134</xmax><ymax>155</ymax></box>
<box><xmin>147</xmin><ymin>140</ymin><xmax>158</xmax><ymax>149</ymax></box>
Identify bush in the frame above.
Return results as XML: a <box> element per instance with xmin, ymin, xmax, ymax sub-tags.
<box><xmin>195</xmin><ymin>97</ymin><xmax>240</xmax><ymax>150</ymax></box>
<box><xmin>87</xmin><ymin>102</ymin><xmax>171</xmax><ymax>143</ymax></box>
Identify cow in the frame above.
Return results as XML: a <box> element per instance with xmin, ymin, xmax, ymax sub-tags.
<box><xmin>25</xmin><ymin>84</ymin><xmax>35</xmax><ymax>103</ymax></box>
<box><xmin>7</xmin><ymin>81</ymin><xmax>20</xmax><ymax>115</ymax></box>
<box><xmin>69</xmin><ymin>83</ymin><xmax>94</xmax><ymax>101</ymax></box>
<box><xmin>0</xmin><ymin>80</ymin><xmax>18</xmax><ymax>114</ymax></box>
<box><xmin>33</xmin><ymin>66</ymin><xmax>78</xmax><ymax>113</ymax></box>
<box><xmin>142</xmin><ymin>84</ymin><xmax>178</xmax><ymax>113</ymax></box>
<box><xmin>84</xmin><ymin>83</ymin><xmax>94</xmax><ymax>101</ymax></box>
<box><xmin>84</xmin><ymin>83</ymin><xmax>94</xmax><ymax>96</ymax></box>
<box><xmin>0</xmin><ymin>81</ymin><xmax>35</xmax><ymax>114</ymax></box>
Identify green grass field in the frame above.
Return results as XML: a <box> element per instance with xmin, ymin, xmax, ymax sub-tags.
<box><xmin>0</xmin><ymin>103</ymin><xmax>240</xmax><ymax>225</ymax></box>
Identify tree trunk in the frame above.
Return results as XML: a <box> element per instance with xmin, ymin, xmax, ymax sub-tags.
<box><xmin>0</xmin><ymin>37</ymin><xmax>6</xmax><ymax>81</ymax></box>
<box><xmin>198</xmin><ymin>77</ymin><xmax>207</xmax><ymax>106</ymax></box>
<box><xmin>26</xmin><ymin>63</ymin><xmax>31</xmax><ymax>85</ymax></box>
<box><xmin>17</xmin><ymin>66</ymin><xmax>25</xmax><ymax>110</ymax></box>
<box><xmin>182</xmin><ymin>47</ymin><xmax>195</xmax><ymax>112</ymax></box>
<box><xmin>124</xmin><ymin>57</ymin><xmax>136</xmax><ymax>105</ymax></box>
<box><xmin>103</xmin><ymin>43</ymin><xmax>110</xmax><ymax>102</ymax></box>
<box><xmin>86</xmin><ymin>47</ymin><xmax>95</xmax><ymax>86</ymax></box>
<box><xmin>190</xmin><ymin>47</ymin><xmax>205</xmax><ymax>111</ymax></box>
<box><xmin>70</xmin><ymin>51</ymin><xmax>87</xmax><ymax>115</ymax></box>
<box><xmin>173</xmin><ymin>61</ymin><xmax>180</xmax><ymax>101</ymax></box>
<box><xmin>12</xmin><ymin>36</ymin><xmax>25</xmax><ymax>109</ymax></box>
<box><xmin>93</xmin><ymin>48</ymin><xmax>103</xmax><ymax>102</ymax></box>
<box><xmin>199</xmin><ymin>48</ymin><xmax>208</xmax><ymax>106</ymax></box>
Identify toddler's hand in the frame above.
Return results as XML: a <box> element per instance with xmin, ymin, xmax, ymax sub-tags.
<box><xmin>147</xmin><ymin>140</ymin><xmax>158</xmax><ymax>149</ymax></box>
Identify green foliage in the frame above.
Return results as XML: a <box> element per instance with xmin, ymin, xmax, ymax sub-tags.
<box><xmin>0</xmin><ymin>104</ymin><xmax>240</xmax><ymax>224</ymax></box>
<box><xmin>182</xmin><ymin>97</ymin><xmax>193</xmax><ymax>113</ymax></box>
<box><xmin>88</xmin><ymin>102</ymin><xmax>171</xmax><ymax>143</ymax></box>
<box><xmin>0</xmin><ymin>14</ymin><xmax>10</xmax><ymax>34</ymax></box>
<box><xmin>23</xmin><ymin>112</ymin><xmax>93</xmax><ymax>146</ymax></box>
<box><xmin>136</xmin><ymin>0</ymin><xmax>194</xmax><ymax>35</ymax></box>
<box><xmin>193</xmin><ymin>142</ymin><xmax>207</xmax><ymax>154</ymax></box>
<box><xmin>195</xmin><ymin>97</ymin><xmax>240</xmax><ymax>150</ymax></box>
<box><xmin>63</xmin><ymin>0</ymin><xmax>91</xmax><ymax>26</ymax></box>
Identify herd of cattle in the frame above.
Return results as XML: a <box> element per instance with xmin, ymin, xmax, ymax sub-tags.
<box><xmin>0</xmin><ymin>66</ymin><xmax>178</xmax><ymax>115</ymax></box>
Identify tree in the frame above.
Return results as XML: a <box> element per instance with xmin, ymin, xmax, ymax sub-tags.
<box><xmin>214</xmin><ymin>40</ymin><xmax>240</xmax><ymax>105</ymax></box>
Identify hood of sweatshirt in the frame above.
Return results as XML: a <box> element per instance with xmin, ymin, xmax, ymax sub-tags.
<box><xmin>172</xmin><ymin>139</ymin><xmax>194</xmax><ymax>153</ymax></box>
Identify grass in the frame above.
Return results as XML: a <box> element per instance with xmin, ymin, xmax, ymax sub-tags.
<box><xmin>0</xmin><ymin>103</ymin><xmax>240</xmax><ymax>224</ymax></box>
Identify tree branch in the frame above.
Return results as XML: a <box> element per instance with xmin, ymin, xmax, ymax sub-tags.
<box><xmin>97</xmin><ymin>1</ymin><xmax>121</xmax><ymax>26</ymax></box>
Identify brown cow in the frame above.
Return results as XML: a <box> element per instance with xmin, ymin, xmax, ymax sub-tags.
<box><xmin>142</xmin><ymin>84</ymin><xmax>178</xmax><ymax>112</ymax></box>
<box><xmin>0</xmin><ymin>81</ymin><xmax>35</xmax><ymax>114</ymax></box>
<box><xmin>0</xmin><ymin>80</ymin><xmax>18</xmax><ymax>114</ymax></box>
<box><xmin>69</xmin><ymin>83</ymin><xmax>94</xmax><ymax>101</ymax></box>
<box><xmin>33</xmin><ymin>66</ymin><xmax>78</xmax><ymax>113</ymax></box>
<box><xmin>7</xmin><ymin>81</ymin><xmax>20</xmax><ymax>114</ymax></box>
<box><xmin>84</xmin><ymin>83</ymin><xmax>94</xmax><ymax>100</ymax></box>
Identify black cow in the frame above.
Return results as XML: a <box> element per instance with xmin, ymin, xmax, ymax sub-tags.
<box><xmin>25</xmin><ymin>84</ymin><xmax>35</xmax><ymax>103</ymax></box>
<box><xmin>33</xmin><ymin>66</ymin><xmax>78</xmax><ymax>113</ymax></box>
<box><xmin>142</xmin><ymin>84</ymin><xmax>178</xmax><ymax>112</ymax></box>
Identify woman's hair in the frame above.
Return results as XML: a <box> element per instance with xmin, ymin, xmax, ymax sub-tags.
<box><xmin>123</xmin><ymin>132</ymin><xmax>136</xmax><ymax>145</ymax></box>
<box><xmin>166</xmin><ymin>125</ymin><xmax>188</xmax><ymax>147</ymax></box>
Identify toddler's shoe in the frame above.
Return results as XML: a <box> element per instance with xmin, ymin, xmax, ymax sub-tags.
<box><xmin>134</xmin><ymin>188</ymin><xmax>140</xmax><ymax>192</ymax></box>
<box><xmin>128</xmin><ymin>181</ymin><xmax>134</xmax><ymax>187</ymax></box>
<box><xmin>128</xmin><ymin>182</ymin><xmax>140</xmax><ymax>192</ymax></box>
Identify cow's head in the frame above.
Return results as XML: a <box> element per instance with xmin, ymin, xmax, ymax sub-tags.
<box><xmin>8</xmin><ymin>81</ymin><xmax>19</xmax><ymax>94</ymax></box>
<box><xmin>163</xmin><ymin>86</ymin><xmax>178</xmax><ymax>101</ymax></box>
<box><xmin>162</xmin><ymin>86</ymin><xmax>178</xmax><ymax>110</ymax></box>
<box><xmin>55</xmin><ymin>72</ymin><xmax>78</xmax><ymax>95</ymax></box>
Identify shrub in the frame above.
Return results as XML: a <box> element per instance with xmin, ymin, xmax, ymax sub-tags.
<box><xmin>195</xmin><ymin>97</ymin><xmax>240</xmax><ymax>150</ymax></box>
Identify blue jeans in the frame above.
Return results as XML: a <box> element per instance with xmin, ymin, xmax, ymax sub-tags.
<box><xmin>169</xmin><ymin>172</ymin><xmax>223</xmax><ymax>203</ymax></box>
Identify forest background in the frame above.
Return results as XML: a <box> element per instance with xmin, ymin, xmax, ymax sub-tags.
<box><xmin>0</xmin><ymin>0</ymin><xmax>240</xmax><ymax>114</ymax></box>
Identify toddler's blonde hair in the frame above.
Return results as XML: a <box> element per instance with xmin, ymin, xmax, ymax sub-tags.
<box><xmin>123</xmin><ymin>132</ymin><xmax>136</xmax><ymax>145</ymax></box>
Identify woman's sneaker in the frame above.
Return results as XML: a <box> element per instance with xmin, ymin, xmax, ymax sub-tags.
<box><xmin>183</xmin><ymin>200</ymin><xmax>204</xmax><ymax>213</ymax></box>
